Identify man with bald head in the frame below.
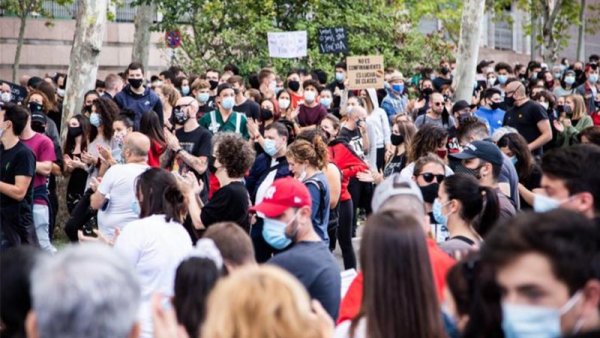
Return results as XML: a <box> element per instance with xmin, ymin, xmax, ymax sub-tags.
<box><xmin>90</xmin><ymin>132</ymin><xmax>151</xmax><ymax>238</ymax></box>
<box><xmin>414</xmin><ymin>92</ymin><xmax>456</xmax><ymax>130</ymax></box>
<box><xmin>502</xmin><ymin>79</ymin><xmax>552</xmax><ymax>156</ymax></box>
<box><xmin>163</xmin><ymin>95</ymin><xmax>212</xmax><ymax>201</ymax></box>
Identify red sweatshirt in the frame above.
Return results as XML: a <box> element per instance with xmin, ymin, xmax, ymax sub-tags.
<box><xmin>337</xmin><ymin>238</ymin><xmax>456</xmax><ymax>323</ymax></box>
<box><xmin>328</xmin><ymin>140</ymin><xmax>369</xmax><ymax>202</ymax></box>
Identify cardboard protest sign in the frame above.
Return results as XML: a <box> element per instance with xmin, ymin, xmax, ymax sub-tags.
<box><xmin>318</xmin><ymin>27</ymin><xmax>348</xmax><ymax>54</ymax></box>
<box><xmin>346</xmin><ymin>55</ymin><xmax>384</xmax><ymax>89</ymax></box>
<box><xmin>267</xmin><ymin>31</ymin><xmax>307</xmax><ymax>58</ymax></box>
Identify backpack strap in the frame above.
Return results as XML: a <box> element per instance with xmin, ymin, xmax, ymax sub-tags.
<box><xmin>304</xmin><ymin>177</ymin><xmax>325</xmax><ymax>222</ymax></box>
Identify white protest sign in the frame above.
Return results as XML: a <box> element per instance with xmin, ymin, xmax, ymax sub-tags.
<box><xmin>267</xmin><ymin>31</ymin><xmax>307</xmax><ymax>58</ymax></box>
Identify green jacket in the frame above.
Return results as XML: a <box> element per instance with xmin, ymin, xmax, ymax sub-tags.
<box><xmin>557</xmin><ymin>115</ymin><xmax>593</xmax><ymax>147</ymax></box>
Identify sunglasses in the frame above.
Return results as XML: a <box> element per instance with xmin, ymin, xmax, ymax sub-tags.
<box><xmin>433</xmin><ymin>102</ymin><xmax>444</xmax><ymax>106</ymax></box>
<box><xmin>419</xmin><ymin>172</ymin><xmax>445</xmax><ymax>184</ymax></box>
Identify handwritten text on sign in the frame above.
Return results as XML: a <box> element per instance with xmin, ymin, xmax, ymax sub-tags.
<box><xmin>346</xmin><ymin>55</ymin><xmax>384</xmax><ymax>90</ymax></box>
<box><xmin>318</xmin><ymin>27</ymin><xmax>348</xmax><ymax>54</ymax></box>
<box><xmin>267</xmin><ymin>31</ymin><xmax>307</xmax><ymax>58</ymax></box>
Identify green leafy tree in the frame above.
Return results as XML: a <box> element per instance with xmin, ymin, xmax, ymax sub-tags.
<box><xmin>136</xmin><ymin>0</ymin><xmax>453</xmax><ymax>77</ymax></box>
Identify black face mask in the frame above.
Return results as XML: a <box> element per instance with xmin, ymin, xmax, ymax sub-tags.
<box><xmin>128</xmin><ymin>78</ymin><xmax>143</xmax><ymax>89</ymax></box>
<box><xmin>504</xmin><ymin>96</ymin><xmax>516</xmax><ymax>109</ymax></box>
<box><xmin>421</xmin><ymin>87</ymin><xmax>434</xmax><ymax>98</ymax></box>
<box><xmin>595</xmin><ymin>100</ymin><xmax>600</xmax><ymax>108</ymax></box>
<box><xmin>390</xmin><ymin>133</ymin><xmax>404</xmax><ymax>146</ymax></box>
<box><xmin>454</xmin><ymin>163</ymin><xmax>482</xmax><ymax>180</ymax></box>
<box><xmin>28</xmin><ymin>102</ymin><xmax>43</xmax><ymax>113</ymax></box>
<box><xmin>209</xmin><ymin>80</ymin><xmax>219</xmax><ymax>90</ymax></box>
<box><xmin>261</xmin><ymin>109</ymin><xmax>274</xmax><ymax>121</ymax></box>
<box><xmin>208</xmin><ymin>155</ymin><xmax>217</xmax><ymax>174</ymax></box>
<box><xmin>490</xmin><ymin>102</ymin><xmax>501</xmax><ymax>110</ymax></box>
<box><xmin>171</xmin><ymin>106</ymin><xmax>189</xmax><ymax>125</ymax></box>
<box><xmin>419</xmin><ymin>183</ymin><xmax>439</xmax><ymax>204</ymax></box>
<box><xmin>441</xmin><ymin>67</ymin><xmax>450</xmax><ymax>75</ymax></box>
<box><xmin>68</xmin><ymin>126</ymin><xmax>83</xmax><ymax>138</ymax></box>
<box><xmin>288</xmin><ymin>80</ymin><xmax>300</xmax><ymax>92</ymax></box>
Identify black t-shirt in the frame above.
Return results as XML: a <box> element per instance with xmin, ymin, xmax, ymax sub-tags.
<box><xmin>503</xmin><ymin>100</ymin><xmax>548</xmax><ymax>156</ymax></box>
<box><xmin>269</xmin><ymin>241</ymin><xmax>341</xmax><ymax>319</ymax></box>
<box><xmin>200</xmin><ymin>181</ymin><xmax>250</xmax><ymax>231</ymax></box>
<box><xmin>383</xmin><ymin>153</ymin><xmax>407</xmax><ymax>177</ymax></box>
<box><xmin>339</xmin><ymin>127</ymin><xmax>365</xmax><ymax>159</ymax></box>
<box><xmin>235</xmin><ymin>99</ymin><xmax>260</xmax><ymax>121</ymax></box>
<box><xmin>0</xmin><ymin>142</ymin><xmax>36</xmax><ymax>247</ymax></box>
<box><xmin>175</xmin><ymin>126</ymin><xmax>212</xmax><ymax>201</ymax></box>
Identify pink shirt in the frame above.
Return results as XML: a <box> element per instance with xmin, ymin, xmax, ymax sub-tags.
<box><xmin>21</xmin><ymin>132</ymin><xmax>56</xmax><ymax>204</ymax></box>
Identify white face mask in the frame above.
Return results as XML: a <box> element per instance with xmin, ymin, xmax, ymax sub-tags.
<box><xmin>1</xmin><ymin>92</ymin><xmax>12</xmax><ymax>103</ymax></box>
<box><xmin>278</xmin><ymin>98</ymin><xmax>290</xmax><ymax>110</ymax></box>
<box><xmin>539</xmin><ymin>101</ymin><xmax>549</xmax><ymax>110</ymax></box>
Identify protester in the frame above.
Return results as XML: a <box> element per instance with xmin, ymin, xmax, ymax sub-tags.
<box><xmin>185</xmin><ymin>132</ymin><xmax>255</xmax><ymax>231</ymax></box>
<box><xmin>111</xmin><ymin>168</ymin><xmax>192</xmax><ymax>338</ymax></box>
<box><xmin>251</xmin><ymin>177</ymin><xmax>341</xmax><ymax>319</ymax></box>
<box><xmin>173</xmin><ymin>239</ymin><xmax>223</xmax><ymax>338</ymax></box>
<box><xmin>502</xmin><ymin>79</ymin><xmax>553</xmax><ymax>156</ymax></box>
<box><xmin>435</xmin><ymin>173</ymin><xmax>499</xmax><ymax>255</ymax></box>
<box><xmin>381</xmin><ymin>71</ymin><xmax>409</xmax><ymax>121</ymax></box>
<box><xmin>401</xmin><ymin>124</ymin><xmax>453</xmax><ymax>178</ymax></box>
<box><xmin>481</xmin><ymin>210</ymin><xmax>600</xmax><ymax>338</ymax></box>
<box><xmin>157</xmin><ymin>84</ymin><xmax>181</xmax><ymax>128</ymax></box>
<box><xmin>199</xmin><ymin>266</ymin><xmax>333</xmax><ymax>338</ymax></box>
<box><xmin>554</xmin><ymin>94</ymin><xmax>594</xmax><ymax>147</ymax></box>
<box><xmin>575</xmin><ymin>64</ymin><xmax>600</xmax><ymax>113</ymax></box>
<box><xmin>139</xmin><ymin>111</ymin><xmax>167</xmax><ymax>168</ymax></box>
<box><xmin>62</xmin><ymin>114</ymin><xmax>91</xmax><ymax>212</ymax></box>
<box><xmin>245</xmin><ymin>122</ymin><xmax>292</xmax><ymax>262</ymax></box>
<box><xmin>88</xmin><ymin>132</ymin><xmax>150</xmax><ymax>238</ymax></box>
<box><xmin>0</xmin><ymin>104</ymin><xmax>37</xmax><ymax>249</ymax></box>
<box><xmin>102</xmin><ymin>73</ymin><xmax>124</xmax><ymax>100</ymax></box>
<box><xmin>26</xmin><ymin>244</ymin><xmax>141</xmax><ymax>338</ymax></box>
<box><xmin>203</xmin><ymin>222</ymin><xmax>257</xmax><ymax>272</ymax></box>
<box><xmin>381</xmin><ymin>114</ymin><xmax>416</xmax><ymax>178</ymax></box>
<box><xmin>199</xmin><ymin>83</ymin><xmax>250</xmax><ymax>139</ymax></box>
<box><xmin>578</xmin><ymin>125</ymin><xmax>600</xmax><ymax>145</ymax></box>
<box><xmin>229</xmin><ymin>75</ymin><xmax>260</xmax><ymax>121</ymax></box>
<box><xmin>415</xmin><ymin>92</ymin><xmax>457</xmax><ymax>130</ymax></box>
<box><xmin>475</xmin><ymin>88</ymin><xmax>505</xmax><ymax>134</ymax></box>
<box><xmin>115</xmin><ymin>62</ymin><xmax>164</xmax><ymax>129</ymax></box>
<box><xmin>296</xmin><ymin>79</ymin><xmax>328</xmax><ymax>130</ymax></box>
<box><xmin>334</xmin><ymin>210</ymin><xmax>446</xmax><ymax>338</ymax></box>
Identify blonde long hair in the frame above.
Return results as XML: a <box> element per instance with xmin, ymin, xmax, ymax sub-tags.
<box><xmin>201</xmin><ymin>266</ymin><xmax>323</xmax><ymax>338</ymax></box>
<box><xmin>567</xmin><ymin>94</ymin><xmax>587</xmax><ymax>120</ymax></box>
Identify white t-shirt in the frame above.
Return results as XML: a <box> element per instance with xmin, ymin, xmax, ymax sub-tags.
<box><xmin>97</xmin><ymin>162</ymin><xmax>149</xmax><ymax>237</ymax></box>
<box><xmin>114</xmin><ymin>214</ymin><xmax>193</xmax><ymax>338</ymax></box>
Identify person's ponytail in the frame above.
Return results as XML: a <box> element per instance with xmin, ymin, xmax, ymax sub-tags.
<box><xmin>474</xmin><ymin>186</ymin><xmax>500</xmax><ymax>238</ymax></box>
<box><xmin>163</xmin><ymin>183</ymin><xmax>187</xmax><ymax>224</ymax></box>
<box><xmin>312</xmin><ymin>135</ymin><xmax>329</xmax><ymax>170</ymax></box>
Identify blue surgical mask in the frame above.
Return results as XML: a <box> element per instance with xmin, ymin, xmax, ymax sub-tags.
<box><xmin>262</xmin><ymin>217</ymin><xmax>292</xmax><ymax>249</ymax></box>
<box><xmin>131</xmin><ymin>200</ymin><xmax>141</xmax><ymax>216</ymax></box>
<box><xmin>304</xmin><ymin>91</ymin><xmax>316</xmax><ymax>103</ymax></box>
<box><xmin>392</xmin><ymin>84</ymin><xmax>404</xmax><ymax>93</ymax></box>
<box><xmin>501</xmin><ymin>291</ymin><xmax>582</xmax><ymax>338</ymax></box>
<box><xmin>335</xmin><ymin>72</ymin><xmax>345</xmax><ymax>82</ymax></box>
<box><xmin>320</xmin><ymin>98</ymin><xmax>332</xmax><ymax>108</ymax></box>
<box><xmin>90</xmin><ymin>113</ymin><xmax>102</xmax><ymax>127</ymax></box>
<box><xmin>533</xmin><ymin>194</ymin><xmax>562</xmax><ymax>213</ymax></box>
<box><xmin>262</xmin><ymin>139</ymin><xmax>279</xmax><ymax>157</ymax></box>
<box><xmin>221</xmin><ymin>96</ymin><xmax>235</xmax><ymax>110</ymax></box>
<box><xmin>181</xmin><ymin>86</ymin><xmax>190</xmax><ymax>96</ymax></box>
<box><xmin>554</xmin><ymin>72</ymin><xmax>562</xmax><ymax>79</ymax></box>
<box><xmin>197</xmin><ymin>92</ymin><xmax>210</xmax><ymax>103</ymax></box>
<box><xmin>510</xmin><ymin>156</ymin><xmax>518</xmax><ymax>165</ymax></box>
<box><xmin>432</xmin><ymin>198</ymin><xmax>449</xmax><ymax>226</ymax></box>
<box><xmin>565</xmin><ymin>76</ymin><xmax>576</xmax><ymax>85</ymax></box>
<box><xmin>589</xmin><ymin>74</ymin><xmax>599</xmax><ymax>83</ymax></box>
<box><xmin>498</xmin><ymin>75</ymin><xmax>508</xmax><ymax>84</ymax></box>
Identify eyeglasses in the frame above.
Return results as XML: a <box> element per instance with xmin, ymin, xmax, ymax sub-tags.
<box><xmin>419</xmin><ymin>173</ymin><xmax>445</xmax><ymax>184</ymax></box>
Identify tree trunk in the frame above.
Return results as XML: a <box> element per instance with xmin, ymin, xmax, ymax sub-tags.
<box><xmin>530</xmin><ymin>7</ymin><xmax>537</xmax><ymax>60</ymax></box>
<box><xmin>13</xmin><ymin>15</ymin><xmax>27</xmax><ymax>82</ymax></box>
<box><xmin>541</xmin><ymin>0</ymin><xmax>564</xmax><ymax>64</ymax></box>
<box><xmin>131</xmin><ymin>2</ymin><xmax>155</xmax><ymax>71</ymax></box>
<box><xmin>576</xmin><ymin>0</ymin><xmax>586</xmax><ymax>61</ymax></box>
<box><xmin>453</xmin><ymin>0</ymin><xmax>485</xmax><ymax>103</ymax></box>
<box><xmin>61</xmin><ymin>0</ymin><xmax>108</xmax><ymax>144</ymax></box>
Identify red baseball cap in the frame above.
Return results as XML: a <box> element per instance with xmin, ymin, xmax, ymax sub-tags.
<box><xmin>250</xmin><ymin>177</ymin><xmax>312</xmax><ymax>218</ymax></box>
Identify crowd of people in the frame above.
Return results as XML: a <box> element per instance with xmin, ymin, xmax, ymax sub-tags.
<box><xmin>1</xmin><ymin>53</ymin><xmax>600</xmax><ymax>338</ymax></box>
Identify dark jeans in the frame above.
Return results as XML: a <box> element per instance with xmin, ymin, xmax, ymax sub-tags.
<box><xmin>328</xmin><ymin>199</ymin><xmax>356</xmax><ymax>270</ymax></box>
<box><xmin>348</xmin><ymin>178</ymin><xmax>373</xmax><ymax>235</ymax></box>
<box><xmin>64</xmin><ymin>189</ymin><xmax>96</xmax><ymax>242</ymax></box>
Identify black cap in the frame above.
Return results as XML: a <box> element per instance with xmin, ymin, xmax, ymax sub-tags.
<box><xmin>452</xmin><ymin>100</ymin><xmax>470</xmax><ymax>114</ymax></box>
<box><xmin>450</xmin><ymin>140</ymin><xmax>503</xmax><ymax>166</ymax></box>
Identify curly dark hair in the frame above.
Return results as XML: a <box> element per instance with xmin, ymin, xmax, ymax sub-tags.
<box><xmin>214</xmin><ymin>133</ymin><xmax>256</xmax><ymax>178</ymax></box>
<box><xmin>407</xmin><ymin>124</ymin><xmax>448</xmax><ymax>163</ymax></box>
<box><xmin>90</xmin><ymin>97</ymin><xmax>118</xmax><ymax>142</ymax></box>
